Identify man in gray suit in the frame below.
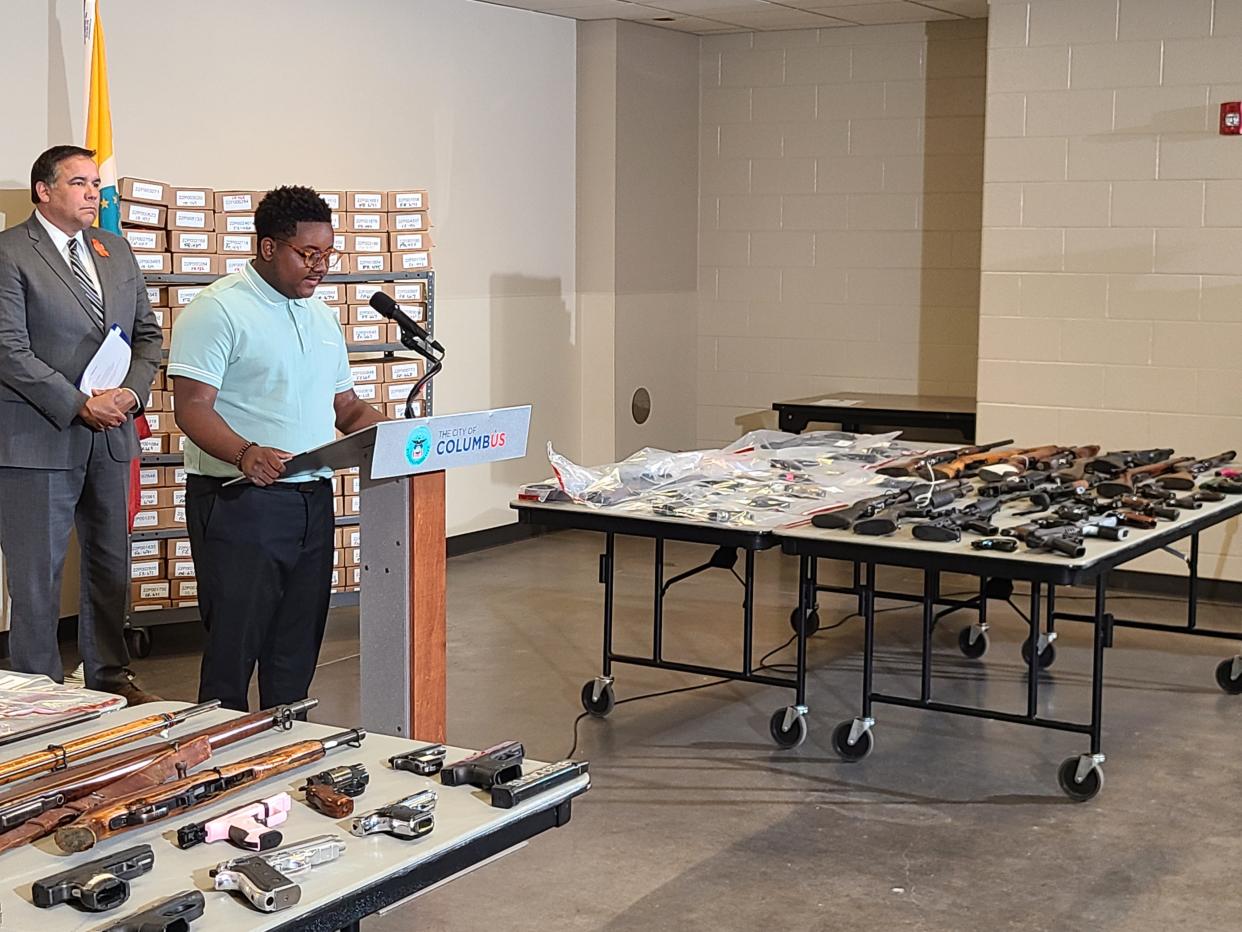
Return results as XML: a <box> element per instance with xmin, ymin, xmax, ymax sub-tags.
<box><xmin>0</xmin><ymin>145</ymin><xmax>163</xmax><ymax>704</ymax></box>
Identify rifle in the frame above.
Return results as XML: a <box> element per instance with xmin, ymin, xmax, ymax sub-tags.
<box><xmin>1152</xmin><ymin>451</ymin><xmax>1236</xmax><ymax>490</ymax></box>
<box><xmin>975</xmin><ymin>445</ymin><xmax>1100</xmax><ymax>483</ymax></box>
<box><xmin>1094</xmin><ymin>457</ymin><xmax>1195</xmax><ymax>499</ymax></box>
<box><xmin>874</xmin><ymin>439</ymin><xmax>1013</xmax><ymax>478</ymax></box>
<box><xmin>0</xmin><ymin>698</ymin><xmax>315</xmax><ymax>840</ymax></box>
<box><xmin>0</xmin><ymin>708</ymin><xmax>105</xmax><ymax>750</ymax></box>
<box><xmin>0</xmin><ymin>736</ymin><xmax>213</xmax><ymax>854</ymax></box>
<box><xmin>0</xmin><ymin>699</ymin><xmax>218</xmax><ymax>789</ymax></box>
<box><xmin>911</xmin><ymin>497</ymin><xmax>1002</xmax><ymax>543</ymax></box>
<box><xmin>55</xmin><ymin>728</ymin><xmax>365</xmax><ymax>852</ymax></box>
<box><xmin>1083</xmin><ymin>448</ymin><xmax>1176</xmax><ymax>477</ymax></box>
<box><xmin>852</xmin><ymin>481</ymin><xmax>969</xmax><ymax>536</ymax></box>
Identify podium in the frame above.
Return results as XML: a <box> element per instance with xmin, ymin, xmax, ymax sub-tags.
<box><xmin>280</xmin><ymin>406</ymin><xmax>532</xmax><ymax>740</ymax></box>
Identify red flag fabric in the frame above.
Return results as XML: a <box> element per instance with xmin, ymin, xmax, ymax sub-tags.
<box><xmin>128</xmin><ymin>414</ymin><xmax>152</xmax><ymax>532</ymax></box>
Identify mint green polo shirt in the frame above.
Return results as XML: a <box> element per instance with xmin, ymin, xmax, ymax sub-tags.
<box><xmin>167</xmin><ymin>262</ymin><xmax>352</xmax><ymax>481</ymax></box>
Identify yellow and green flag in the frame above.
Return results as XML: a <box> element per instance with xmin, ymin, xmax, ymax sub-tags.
<box><xmin>84</xmin><ymin>0</ymin><xmax>119</xmax><ymax>234</ymax></box>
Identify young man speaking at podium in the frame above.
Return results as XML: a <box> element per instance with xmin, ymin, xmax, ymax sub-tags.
<box><xmin>168</xmin><ymin>186</ymin><xmax>386</xmax><ymax>712</ymax></box>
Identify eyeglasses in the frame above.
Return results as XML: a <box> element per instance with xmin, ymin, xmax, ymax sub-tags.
<box><xmin>275</xmin><ymin>239</ymin><xmax>341</xmax><ymax>270</ymax></box>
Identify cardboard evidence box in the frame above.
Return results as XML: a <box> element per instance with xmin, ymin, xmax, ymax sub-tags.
<box><xmin>389</xmin><ymin>190</ymin><xmax>429</xmax><ymax>211</ymax></box>
<box><xmin>131</xmin><ymin>580</ymin><xmax>172</xmax><ymax>603</ymax></box>
<box><xmin>119</xmin><ymin>177</ymin><xmax>171</xmax><ymax>205</ymax></box>
<box><xmin>391</xmin><ymin>231</ymin><xmax>431</xmax><ymax>253</ymax></box>
<box><xmin>388</xmin><ymin>399</ymin><xmax>425</xmax><ymax>419</ymax></box>
<box><xmin>345</xmin><ymin>212</ymin><xmax>388</xmax><ymax>232</ymax></box>
<box><xmin>346</xmin><ymin>324</ymin><xmax>385</xmax><ymax>345</ymax></box>
<box><xmin>169</xmin><ymin>231</ymin><xmax>217</xmax><ymax>253</ymax></box>
<box><xmin>131</xmin><ymin>539</ymin><xmax>164</xmax><ymax>560</ymax></box>
<box><xmin>348</xmin><ymin>253</ymin><xmax>390</xmax><ymax>274</ymax></box>
<box><xmin>168</xmin><ymin>209</ymin><xmax>215</xmax><ymax>232</ymax></box>
<box><xmin>124</xmin><ymin>229</ymin><xmax>166</xmax><ymax>252</ymax></box>
<box><xmin>131</xmin><ymin>559</ymin><xmax>164</xmax><ymax>581</ymax></box>
<box><xmin>134</xmin><ymin>252</ymin><xmax>172</xmax><ymax>274</ymax></box>
<box><xmin>146</xmin><ymin>286</ymin><xmax>167</xmax><ymax>306</ymax></box>
<box><xmin>348</xmin><ymin>304</ymin><xmax>384</xmax><ymax>325</ymax></box>
<box><xmin>119</xmin><ymin>200</ymin><xmax>166</xmax><ymax>228</ymax></box>
<box><xmin>345</xmin><ymin>190</ymin><xmax>385</xmax><ymax>211</ymax></box>
<box><xmin>169</xmin><ymin>285</ymin><xmax>207</xmax><ymax>307</ymax></box>
<box><xmin>318</xmin><ymin>191</ymin><xmax>345</xmax><ymax>211</ymax></box>
<box><xmin>214</xmin><ymin>191</ymin><xmax>262</xmax><ymax>213</ymax></box>
<box><xmin>218</xmin><ymin>233</ymin><xmax>256</xmax><ymax>254</ymax></box>
<box><xmin>223</xmin><ymin>256</ymin><xmax>250</xmax><ymax>275</ymax></box>
<box><xmin>391</xmin><ymin>250</ymin><xmax>430</xmax><ymax>271</ymax></box>
<box><xmin>171</xmin><ymin>187</ymin><xmax>214</xmax><ymax>209</ymax></box>
<box><xmin>218</xmin><ymin>213</ymin><xmax>256</xmax><ymax>234</ymax></box>
<box><xmin>385</xmin><ymin>358</ymin><xmax>424</xmax><ymax>381</ymax></box>
<box><xmin>173</xmin><ymin>254</ymin><xmax>223</xmax><ymax>275</ymax></box>
<box><xmin>389</xmin><ymin>210</ymin><xmax>428</xmax><ymax>231</ymax></box>
<box><xmin>312</xmin><ymin>283</ymin><xmax>346</xmax><ymax>305</ymax></box>
<box><xmin>349</xmin><ymin>361</ymin><xmax>381</xmax><ymax>384</ymax></box>
<box><xmin>344</xmin><ymin>233</ymin><xmax>389</xmax><ymax>254</ymax></box>
<box><xmin>392</xmin><ymin>281</ymin><xmax>425</xmax><ymax>302</ymax></box>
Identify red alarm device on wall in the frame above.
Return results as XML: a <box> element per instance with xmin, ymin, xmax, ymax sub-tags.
<box><xmin>1221</xmin><ymin>102</ymin><xmax>1241</xmax><ymax>135</ymax></box>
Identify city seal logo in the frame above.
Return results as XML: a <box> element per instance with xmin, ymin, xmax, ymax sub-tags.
<box><xmin>405</xmin><ymin>424</ymin><xmax>433</xmax><ymax>467</ymax></box>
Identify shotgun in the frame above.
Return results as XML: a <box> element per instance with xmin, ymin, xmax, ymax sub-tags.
<box><xmin>975</xmin><ymin>445</ymin><xmax>1100</xmax><ymax>483</ymax></box>
<box><xmin>1152</xmin><ymin>450</ymin><xmax>1236</xmax><ymax>490</ymax></box>
<box><xmin>875</xmin><ymin>438</ymin><xmax>1013</xmax><ymax>478</ymax></box>
<box><xmin>55</xmin><ymin>728</ymin><xmax>365</xmax><ymax>852</ymax></box>
<box><xmin>1094</xmin><ymin>457</ymin><xmax>1195</xmax><ymax>499</ymax></box>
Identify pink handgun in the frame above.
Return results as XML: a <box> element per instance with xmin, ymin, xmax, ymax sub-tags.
<box><xmin>175</xmin><ymin>792</ymin><xmax>292</xmax><ymax>851</ymax></box>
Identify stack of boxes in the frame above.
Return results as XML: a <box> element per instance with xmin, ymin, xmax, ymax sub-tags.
<box><xmin>130</xmin><ymin>451</ymin><xmax>193</xmax><ymax>612</ymax></box>
<box><xmin>331</xmin><ymin>473</ymin><xmax>362</xmax><ymax>594</ymax></box>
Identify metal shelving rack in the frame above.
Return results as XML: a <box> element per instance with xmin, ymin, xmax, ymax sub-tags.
<box><xmin>124</xmin><ymin>269</ymin><xmax>435</xmax><ymax>655</ymax></box>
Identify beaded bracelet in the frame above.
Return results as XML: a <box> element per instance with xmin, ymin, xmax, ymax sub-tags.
<box><xmin>234</xmin><ymin>440</ymin><xmax>256</xmax><ymax>467</ymax></box>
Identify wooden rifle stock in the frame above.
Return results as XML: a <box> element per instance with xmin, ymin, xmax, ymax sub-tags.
<box><xmin>1095</xmin><ymin>457</ymin><xmax>1194</xmax><ymax>498</ymax></box>
<box><xmin>55</xmin><ymin>728</ymin><xmax>364</xmax><ymax>852</ymax></box>
<box><xmin>1154</xmin><ymin>450</ymin><xmax>1236</xmax><ymax>490</ymax></box>
<box><xmin>932</xmin><ymin>446</ymin><xmax>1048</xmax><ymax>480</ymax></box>
<box><xmin>875</xmin><ymin>438</ymin><xmax>1013</xmax><ymax>478</ymax></box>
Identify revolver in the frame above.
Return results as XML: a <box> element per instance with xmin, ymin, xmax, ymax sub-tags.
<box><xmin>389</xmin><ymin>743</ymin><xmax>447</xmax><ymax>776</ymax></box>
<box><xmin>303</xmin><ymin>763</ymin><xmax>369</xmax><ymax>818</ymax></box>
<box><xmin>351</xmin><ymin>788</ymin><xmax>437</xmax><ymax>840</ymax></box>
<box><xmin>32</xmin><ymin>843</ymin><xmax>154</xmax><ymax>911</ymax></box>
<box><xmin>211</xmin><ymin>834</ymin><xmax>347</xmax><ymax>913</ymax></box>
<box><xmin>176</xmin><ymin>792</ymin><xmax>292</xmax><ymax>851</ymax></box>
<box><xmin>441</xmin><ymin>740</ymin><xmax>524</xmax><ymax>790</ymax></box>
<box><xmin>99</xmin><ymin>890</ymin><xmax>205</xmax><ymax>932</ymax></box>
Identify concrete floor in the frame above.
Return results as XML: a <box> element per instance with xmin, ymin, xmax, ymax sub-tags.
<box><xmin>112</xmin><ymin>530</ymin><xmax>1240</xmax><ymax>931</ymax></box>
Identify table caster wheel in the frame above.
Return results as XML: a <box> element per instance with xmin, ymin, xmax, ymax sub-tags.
<box><xmin>831</xmin><ymin>719</ymin><xmax>874</xmax><ymax>761</ymax></box>
<box><xmin>769</xmin><ymin>707</ymin><xmax>808</xmax><ymax>749</ymax></box>
<box><xmin>1021</xmin><ymin>637</ymin><xmax>1057</xmax><ymax>670</ymax></box>
<box><xmin>957</xmin><ymin>626</ymin><xmax>988</xmax><ymax>659</ymax></box>
<box><xmin>126</xmin><ymin>626</ymin><xmax>152</xmax><ymax>659</ymax></box>
<box><xmin>789</xmin><ymin>607</ymin><xmax>820</xmax><ymax>637</ymax></box>
<box><xmin>580</xmin><ymin>679</ymin><xmax>615</xmax><ymax>717</ymax></box>
<box><xmin>1215</xmin><ymin>657</ymin><xmax>1242</xmax><ymax>695</ymax></box>
<box><xmin>1057</xmin><ymin>755</ymin><xmax>1104</xmax><ymax>801</ymax></box>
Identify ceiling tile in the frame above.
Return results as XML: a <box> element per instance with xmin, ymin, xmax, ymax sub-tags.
<box><xmin>914</xmin><ymin>0</ymin><xmax>987</xmax><ymax>17</ymax></box>
<box><xmin>712</xmin><ymin>6</ymin><xmax>853</xmax><ymax>28</ymax></box>
<box><xmin>808</xmin><ymin>1</ymin><xmax>959</xmax><ymax>24</ymax></box>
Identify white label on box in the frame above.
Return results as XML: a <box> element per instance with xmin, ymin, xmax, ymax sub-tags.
<box><xmin>223</xmin><ymin>194</ymin><xmax>254</xmax><ymax>211</ymax></box>
<box><xmin>352</xmin><ymin>193</ymin><xmax>382</xmax><ymax>210</ymax></box>
<box><xmin>349</xmin><ymin>496</ymin><xmax>360</xmax><ymax>512</ymax></box>
<box><xmin>393</xmin><ymin>283</ymin><xmax>424</xmax><ymax>301</ymax></box>
<box><xmin>177</xmin><ymin>232</ymin><xmax>209</xmax><ymax>250</ymax></box>
<box><xmin>128</xmin><ymin>204</ymin><xmax>160</xmax><ymax>224</ymax></box>
<box><xmin>175</xmin><ymin>211</ymin><xmax>207</xmax><ymax>229</ymax></box>
<box><xmin>179</xmin><ymin>580</ymin><xmax>198</xmax><ymax>597</ymax></box>
<box><xmin>355</xmin><ymin>255</ymin><xmax>385</xmax><ymax>271</ymax></box>
<box><xmin>131</xmin><ymin>540</ymin><xmax>161</xmax><ymax>559</ymax></box>
<box><xmin>152</xmin><ymin>309</ymin><xmax>166</xmax><ymax>328</ymax></box>
<box><xmin>174</xmin><ymin>506</ymin><xmax>187</xmax><ymax>524</ymax></box>
<box><xmin>328</xmin><ymin>254</ymin><xmax>345</xmax><ymax>273</ymax></box>
<box><xmin>175</xmin><ymin>287</ymin><xmax>204</xmax><ymax>305</ymax></box>
<box><xmin>320</xmin><ymin>193</ymin><xmax>342</xmax><ymax>209</ymax></box>
<box><xmin>394</xmin><ymin>192</ymin><xmax>424</xmax><ymax>210</ymax></box>
<box><xmin>136</xmin><ymin>254</ymin><xmax>165</xmax><ymax>271</ymax></box>
<box><xmin>386</xmin><ymin>382</ymin><xmax>421</xmax><ymax>401</ymax></box>
<box><xmin>314</xmin><ymin>284</ymin><xmax>342</xmax><ymax>303</ymax></box>
<box><xmin>126</xmin><ymin>231</ymin><xmax>158</xmax><ymax>249</ymax></box>
<box><xmin>348</xmin><ymin>530</ymin><xmax>360</xmax><ymax>548</ymax></box>
<box><xmin>180</xmin><ymin>257</ymin><xmax>211</xmax><ymax>274</ymax></box>
<box><xmin>221</xmin><ymin>235</ymin><xmax>252</xmax><ymax>253</ymax></box>
<box><xmin>333</xmin><ymin>234</ymin><xmax>347</xmax><ymax>251</ymax></box>
<box><xmin>393</xmin><ymin>233</ymin><xmax>425</xmax><ymax>251</ymax></box>
<box><xmin>354</xmin><ymin>236</ymin><xmax>383</xmax><ymax>252</ymax></box>
<box><xmin>353</xmin><ymin>307</ymin><xmax>383</xmax><ymax>323</ymax></box>
<box><xmin>330</xmin><ymin>213</ymin><xmax>342</xmax><ymax>230</ymax></box>
<box><xmin>176</xmin><ymin>190</ymin><xmax>208</xmax><ymax>207</ymax></box>
<box><xmin>354</xmin><ymin>383</ymin><xmax>377</xmax><ymax>401</ymax></box>
<box><xmin>353</xmin><ymin>214</ymin><xmax>382</xmax><ymax>231</ymax></box>
<box><xmin>389</xmin><ymin>362</ymin><xmax>420</xmax><ymax>381</ymax></box>
<box><xmin>172</xmin><ymin>489</ymin><xmax>187</xmax><ymax>507</ymax></box>
<box><xmin>225</xmin><ymin>215</ymin><xmax>255</xmax><ymax>232</ymax></box>
<box><xmin>132</xmin><ymin>510</ymin><xmax>158</xmax><ymax>528</ymax></box>
<box><xmin>139</xmin><ymin>437</ymin><xmax>163</xmax><ymax>454</ymax></box>
<box><xmin>352</xmin><ymin>285</ymin><xmax>382</xmax><ymax>301</ymax></box>
<box><xmin>177</xmin><ymin>436</ymin><xmax>188</xmax><ymax>453</ymax></box>
<box><xmin>132</xmin><ymin>560</ymin><xmax>162</xmax><ymax>580</ymax></box>
<box><xmin>144</xmin><ymin>413</ymin><xmax>162</xmax><ymax>432</ymax></box>
<box><xmin>173</xmin><ymin>560</ymin><xmax>195</xmax><ymax>577</ymax></box>
<box><xmin>132</xmin><ymin>181</ymin><xmax>165</xmax><ymax>201</ymax></box>
<box><xmin>393</xmin><ymin>213</ymin><xmax>424</xmax><ymax>230</ymax></box>
<box><xmin>138</xmin><ymin>582</ymin><xmax>170</xmax><ymax>600</ymax></box>
<box><xmin>350</xmin><ymin>364</ymin><xmax>379</xmax><ymax>383</ymax></box>
<box><xmin>173</xmin><ymin>469</ymin><xmax>188</xmax><ymax>485</ymax></box>
<box><xmin>331</xmin><ymin>569</ymin><xmax>341</xmax><ymax>587</ymax></box>
<box><xmin>398</xmin><ymin>251</ymin><xmax>429</xmax><ymax>269</ymax></box>
<box><xmin>139</xmin><ymin>467</ymin><xmax>160</xmax><ymax>485</ymax></box>
<box><xmin>172</xmin><ymin>538</ymin><xmax>193</xmax><ymax>558</ymax></box>
<box><xmin>146</xmin><ymin>287</ymin><xmax>161</xmax><ymax>303</ymax></box>
<box><xmin>140</xmin><ymin>489</ymin><xmax>160</xmax><ymax>507</ymax></box>
<box><xmin>350</xmin><ymin>326</ymin><xmax>381</xmax><ymax>342</ymax></box>
<box><xmin>225</xmin><ymin>257</ymin><xmax>249</xmax><ymax>274</ymax></box>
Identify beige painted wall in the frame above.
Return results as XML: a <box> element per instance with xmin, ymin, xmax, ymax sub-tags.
<box><xmin>0</xmin><ymin>0</ymin><xmax>579</xmax><ymax>536</ymax></box>
<box><xmin>697</xmin><ymin>20</ymin><xmax>987</xmax><ymax>447</ymax></box>
<box><xmin>979</xmin><ymin>0</ymin><xmax>1242</xmax><ymax>579</ymax></box>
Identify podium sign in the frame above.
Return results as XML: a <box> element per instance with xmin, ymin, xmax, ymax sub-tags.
<box><xmin>358</xmin><ymin>406</ymin><xmax>531</xmax><ymax>740</ymax></box>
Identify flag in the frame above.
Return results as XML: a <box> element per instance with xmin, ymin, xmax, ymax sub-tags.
<box><xmin>84</xmin><ymin>0</ymin><xmax>119</xmax><ymax>235</ymax></box>
<box><xmin>84</xmin><ymin>0</ymin><xmax>145</xmax><ymax>531</ymax></box>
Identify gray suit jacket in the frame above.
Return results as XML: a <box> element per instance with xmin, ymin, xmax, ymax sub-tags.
<box><xmin>0</xmin><ymin>214</ymin><xmax>163</xmax><ymax>468</ymax></box>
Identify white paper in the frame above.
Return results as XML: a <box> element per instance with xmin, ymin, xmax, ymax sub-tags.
<box><xmin>812</xmin><ymin>398</ymin><xmax>864</xmax><ymax>406</ymax></box>
<box><xmin>79</xmin><ymin>324</ymin><xmax>132</xmax><ymax>393</ymax></box>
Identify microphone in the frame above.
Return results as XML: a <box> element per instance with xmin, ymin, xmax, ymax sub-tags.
<box><xmin>368</xmin><ymin>293</ymin><xmax>443</xmax><ymax>353</ymax></box>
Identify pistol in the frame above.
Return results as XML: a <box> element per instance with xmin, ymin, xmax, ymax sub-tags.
<box><xmin>98</xmin><ymin>889</ymin><xmax>205</xmax><ymax>932</ymax></box>
<box><xmin>490</xmin><ymin>760</ymin><xmax>590</xmax><ymax>809</ymax></box>
<box><xmin>440</xmin><ymin>740</ymin><xmax>524</xmax><ymax>789</ymax></box>
<box><xmin>351</xmin><ymin>788</ymin><xmax>437</xmax><ymax>840</ymax></box>
<box><xmin>303</xmin><ymin>763</ymin><xmax>369</xmax><ymax>818</ymax></box>
<box><xmin>389</xmin><ymin>744</ymin><xmax>447</xmax><ymax>776</ymax></box>
<box><xmin>32</xmin><ymin>843</ymin><xmax>154</xmax><ymax>911</ymax></box>
<box><xmin>212</xmin><ymin>833</ymin><xmax>347</xmax><ymax>913</ymax></box>
<box><xmin>176</xmin><ymin>791</ymin><xmax>292</xmax><ymax>851</ymax></box>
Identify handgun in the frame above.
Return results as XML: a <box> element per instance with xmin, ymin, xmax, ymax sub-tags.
<box><xmin>351</xmin><ymin>788</ymin><xmax>437</xmax><ymax>840</ymax></box>
<box><xmin>490</xmin><ymin>760</ymin><xmax>590</xmax><ymax>809</ymax></box>
<box><xmin>31</xmin><ymin>843</ymin><xmax>154</xmax><ymax>911</ymax></box>
<box><xmin>389</xmin><ymin>744</ymin><xmax>447</xmax><ymax>776</ymax></box>
<box><xmin>98</xmin><ymin>890</ymin><xmax>205</xmax><ymax>932</ymax></box>
<box><xmin>211</xmin><ymin>834</ymin><xmax>347</xmax><ymax>913</ymax></box>
<box><xmin>970</xmin><ymin>537</ymin><xmax>1019</xmax><ymax>553</ymax></box>
<box><xmin>176</xmin><ymin>791</ymin><xmax>292</xmax><ymax>851</ymax></box>
<box><xmin>440</xmin><ymin>740</ymin><xmax>524</xmax><ymax>789</ymax></box>
<box><xmin>302</xmin><ymin>763</ymin><xmax>369</xmax><ymax>818</ymax></box>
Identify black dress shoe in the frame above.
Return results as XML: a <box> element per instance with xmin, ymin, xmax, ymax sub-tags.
<box><xmin>110</xmin><ymin>681</ymin><xmax>162</xmax><ymax>706</ymax></box>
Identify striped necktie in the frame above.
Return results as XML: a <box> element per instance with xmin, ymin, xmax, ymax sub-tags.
<box><xmin>66</xmin><ymin>237</ymin><xmax>105</xmax><ymax>328</ymax></box>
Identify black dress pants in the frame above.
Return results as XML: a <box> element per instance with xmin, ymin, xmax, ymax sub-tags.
<box><xmin>186</xmin><ymin>475</ymin><xmax>334</xmax><ymax>712</ymax></box>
